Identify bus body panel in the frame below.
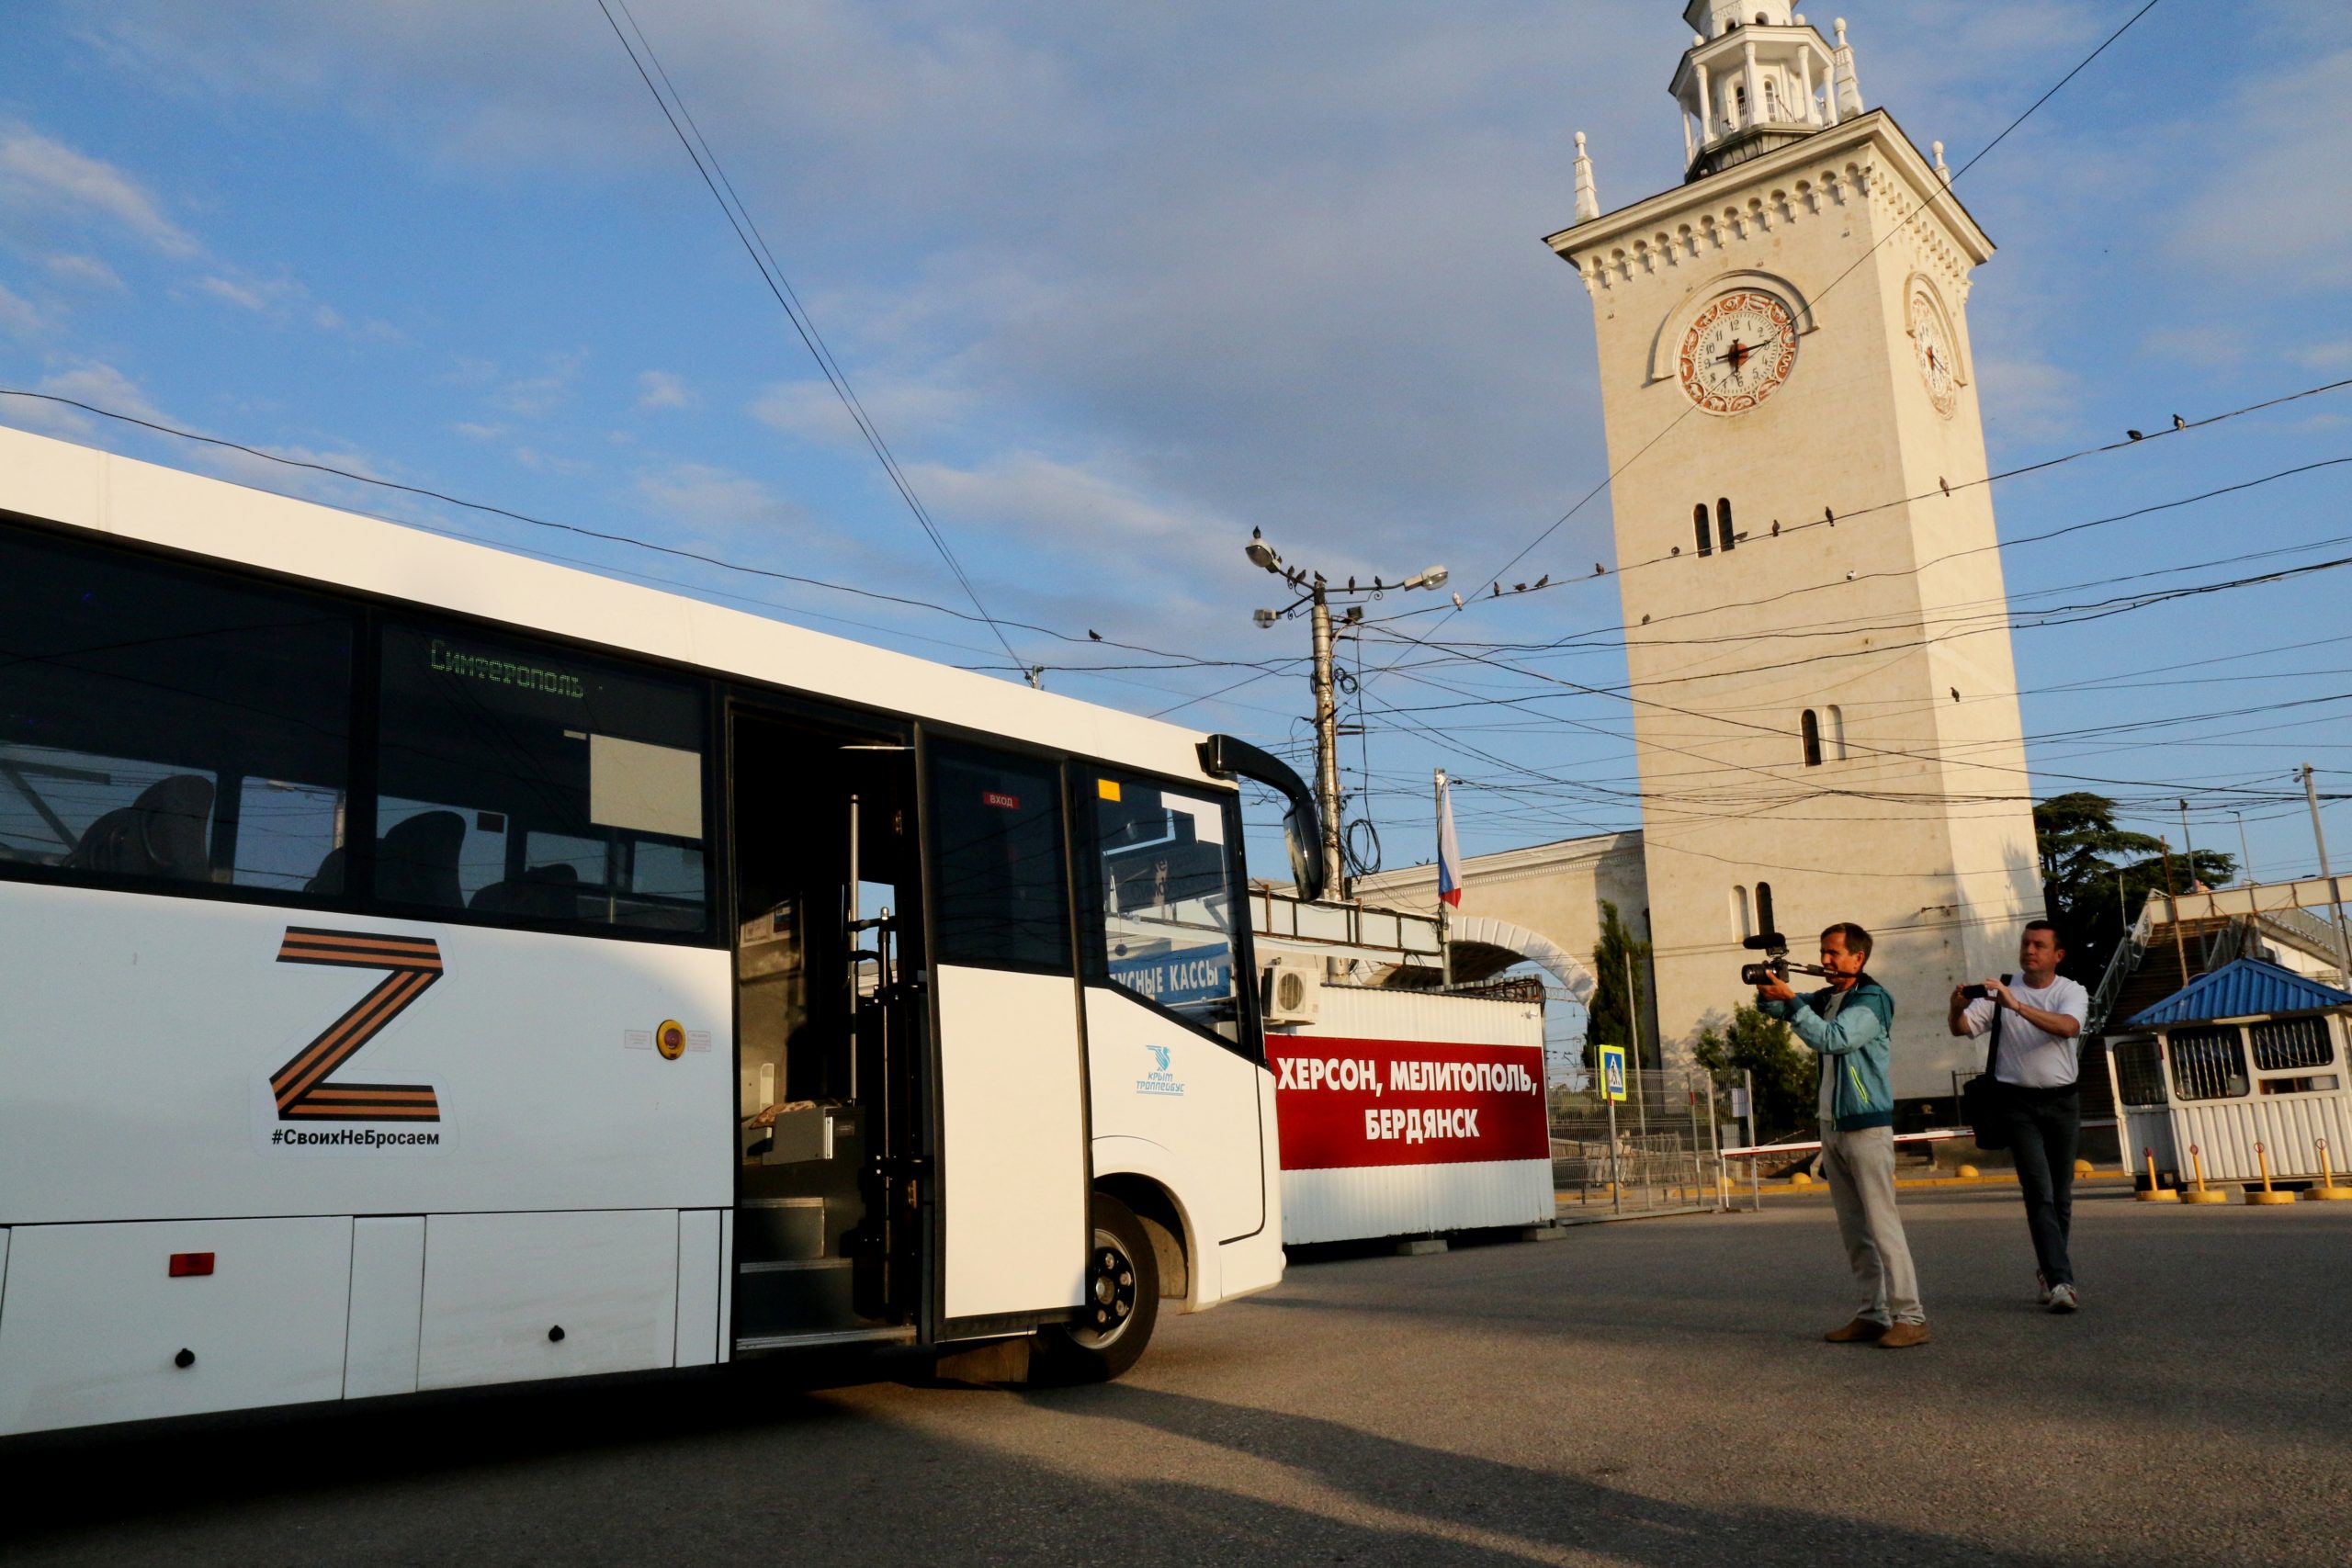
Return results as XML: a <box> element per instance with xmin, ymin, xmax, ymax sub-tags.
<box><xmin>1216</xmin><ymin>1072</ymin><xmax>1288</xmax><ymax>1302</ymax></box>
<box><xmin>1082</xmin><ymin>988</ymin><xmax>1266</xmax><ymax>1252</ymax></box>
<box><xmin>0</xmin><ymin>884</ymin><xmax>732</xmax><ymax>1225</ymax></box>
<box><xmin>0</xmin><ymin>1215</ymin><xmax>353</xmax><ymax>1437</ymax></box>
<box><xmin>346</xmin><ymin>1214</ymin><xmax>426</xmax><ymax>1400</ymax></box>
<box><xmin>935</xmin><ymin>964</ymin><xmax>1089</xmax><ymax>1322</ymax></box>
<box><xmin>416</xmin><ymin>1208</ymin><xmax>680</xmax><ymax>1391</ymax></box>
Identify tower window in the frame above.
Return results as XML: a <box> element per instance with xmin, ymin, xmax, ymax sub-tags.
<box><xmin>1826</xmin><ymin>705</ymin><xmax>1847</xmax><ymax>761</ymax></box>
<box><xmin>1694</xmin><ymin>503</ymin><xmax>1713</xmax><ymax>558</ymax></box>
<box><xmin>1801</xmin><ymin>709</ymin><xmax>1822</xmax><ymax>767</ymax></box>
<box><xmin>1717</xmin><ymin>498</ymin><xmax>1736</xmax><ymax>553</ymax></box>
<box><xmin>1731</xmin><ymin>885</ymin><xmax>1752</xmax><ymax>942</ymax></box>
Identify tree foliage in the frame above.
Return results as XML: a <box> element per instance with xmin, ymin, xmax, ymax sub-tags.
<box><xmin>2033</xmin><ymin>792</ymin><xmax>2234</xmax><ymax>984</ymax></box>
<box><xmin>1691</xmin><ymin>1006</ymin><xmax>1812</xmax><ymax>1142</ymax></box>
<box><xmin>1585</xmin><ymin>898</ymin><xmax>1656</xmax><ymax>1071</ymax></box>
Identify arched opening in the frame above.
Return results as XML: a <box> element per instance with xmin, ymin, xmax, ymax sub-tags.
<box><xmin>1717</xmin><ymin>497</ymin><xmax>1736</xmax><ymax>553</ymax></box>
<box><xmin>1826</xmin><ymin>704</ymin><xmax>1847</xmax><ymax>760</ymax></box>
<box><xmin>1801</xmin><ymin>708</ymin><xmax>1822</xmax><ymax>767</ymax></box>
<box><xmin>1694</xmin><ymin>503</ymin><xmax>1713</xmax><ymax>557</ymax></box>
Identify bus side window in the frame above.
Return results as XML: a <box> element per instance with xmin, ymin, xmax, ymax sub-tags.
<box><xmin>1080</xmin><ymin>773</ymin><xmax>1248</xmax><ymax>1049</ymax></box>
<box><xmin>925</xmin><ymin>743</ymin><xmax>1070</xmax><ymax>972</ymax></box>
<box><xmin>0</xmin><ymin>521</ymin><xmax>353</xmax><ymax>894</ymax></box>
<box><xmin>371</xmin><ymin>622</ymin><xmax>710</xmax><ymax>936</ymax></box>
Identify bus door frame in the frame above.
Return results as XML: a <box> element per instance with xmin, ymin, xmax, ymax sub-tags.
<box><xmin>721</xmin><ymin>689</ymin><xmax>925</xmax><ymax>1342</ymax></box>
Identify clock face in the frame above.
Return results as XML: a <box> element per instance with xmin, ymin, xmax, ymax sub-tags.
<box><xmin>1678</xmin><ymin>289</ymin><xmax>1798</xmax><ymax>413</ymax></box>
<box><xmin>1910</xmin><ymin>290</ymin><xmax>1957</xmax><ymax>416</ymax></box>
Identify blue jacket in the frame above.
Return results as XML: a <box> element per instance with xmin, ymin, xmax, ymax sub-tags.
<box><xmin>1758</xmin><ymin>976</ymin><xmax>1895</xmax><ymax>1132</ymax></box>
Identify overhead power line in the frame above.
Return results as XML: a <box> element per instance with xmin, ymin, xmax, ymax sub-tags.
<box><xmin>0</xmin><ymin>387</ymin><xmax>1283</xmax><ymax>683</ymax></box>
<box><xmin>593</xmin><ymin>0</ymin><xmax>1027</xmax><ymax>674</ymax></box>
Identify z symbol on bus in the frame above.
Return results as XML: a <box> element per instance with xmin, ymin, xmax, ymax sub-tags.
<box><xmin>268</xmin><ymin>928</ymin><xmax>444</xmax><ymax>1122</ymax></box>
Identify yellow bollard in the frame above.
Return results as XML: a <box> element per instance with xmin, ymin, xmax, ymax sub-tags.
<box><xmin>2245</xmin><ymin>1140</ymin><xmax>2297</xmax><ymax>1205</ymax></box>
<box><xmin>1789</xmin><ymin>1171</ymin><xmax>1812</xmax><ymax>1186</ymax></box>
<box><xmin>2136</xmin><ymin>1146</ymin><xmax>2179</xmax><ymax>1202</ymax></box>
<box><xmin>2305</xmin><ymin>1136</ymin><xmax>2352</xmax><ymax>1201</ymax></box>
<box><xmin>2179</xmin><ymin>1143</ymin><xmax>2229</xmax><ymax>1204</ymax></box>
<box><xmin>2073</xmin><ymin>1158</ymin><xmax>2096</xmax><ymax>1178</ymax></box>
<box><xmin>1955</xmin><ymin>1164</ymin><xmax>1981</xmax><ymax>1179</ymax></box>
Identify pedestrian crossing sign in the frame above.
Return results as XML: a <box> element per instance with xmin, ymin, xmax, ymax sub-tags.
<box><xmin>1599</xmin><ymin>1044</ymin><xmax>1627</xmax><ymax>1102</ymax></box>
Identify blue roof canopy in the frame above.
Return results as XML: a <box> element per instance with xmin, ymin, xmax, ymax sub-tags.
<box><xmin>2124</xmin><ymin>956</ymin><xmax>2352</xmax><ymax>1029</ymax></box>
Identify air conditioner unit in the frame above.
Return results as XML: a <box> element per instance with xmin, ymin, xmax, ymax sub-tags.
<box><xmin>1261</xmin><ymin>953</ymin><xmax>1322</xmax><ymax>1025</ymax></box>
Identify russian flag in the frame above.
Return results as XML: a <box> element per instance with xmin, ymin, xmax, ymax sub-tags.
<box><xmin>1437</xmin><ymin>774</ymin><xmax>1464</xmax><ymax>909</ymax></box>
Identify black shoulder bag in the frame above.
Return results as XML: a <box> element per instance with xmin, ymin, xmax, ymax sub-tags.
<box><xmin>1961</xmin><ymin>976</ymin><xmax>2011</xmax><ymax>1150</ymax></box>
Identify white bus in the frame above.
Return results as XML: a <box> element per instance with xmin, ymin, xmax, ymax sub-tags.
<box><xmin>0</xmin><ymin>425</ymin><xmax>1324</xmax><ymax>1438</ymax></box>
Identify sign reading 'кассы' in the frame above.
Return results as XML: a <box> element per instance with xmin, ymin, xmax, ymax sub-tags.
<box><xmin>1266</xmin><ymin>1033</ymin><xmax>1549</xmax><ymax>1170</ymax></box>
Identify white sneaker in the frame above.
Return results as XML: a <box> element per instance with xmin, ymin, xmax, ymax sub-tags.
<box><xmin>2046</xmin><ymin>1283</ymin><xmax>2079</xmax><ymax>1314</ymax></box>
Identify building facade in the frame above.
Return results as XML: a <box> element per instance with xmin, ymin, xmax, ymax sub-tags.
<box><xmin>1544</xmin><ymin>2</ymin><xmax>2044</xmax><ymax>1103</ymax></box>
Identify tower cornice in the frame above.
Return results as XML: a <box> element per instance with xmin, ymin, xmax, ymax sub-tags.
<box><xmin>1544</xmin><ymin>109</ymin><xmax>1991</xmax><ymax>280</ymax></box>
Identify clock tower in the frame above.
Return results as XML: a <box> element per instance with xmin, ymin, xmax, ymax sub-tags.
<box><xmin>1545</xmin><ymin>3</ymin><xmax>2044</xmax><ymax>1105</ymax></box>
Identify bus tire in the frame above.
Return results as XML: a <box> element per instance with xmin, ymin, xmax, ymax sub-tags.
<box><xmin>1035</xmin><ymin>1192</ymin><xmax>1159</xmax><ymax>1383</ymax></box>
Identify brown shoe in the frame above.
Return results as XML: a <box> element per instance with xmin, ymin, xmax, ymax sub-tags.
<box><xmin>1876</xmin><ymin>1322</ymin><xmax>1931</xmax><ymax>1349</ymax></box>
<box><xmin>1824</xmin><ymin>1317</ymin><xmax>1886</xmax><ymax>1343</ymax></box>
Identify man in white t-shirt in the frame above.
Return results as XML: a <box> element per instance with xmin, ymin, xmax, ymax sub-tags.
<box><xmin>1950</xmin><ymin>920</ymin><xmax>2090</xmax><ymax>1313</ymax></box>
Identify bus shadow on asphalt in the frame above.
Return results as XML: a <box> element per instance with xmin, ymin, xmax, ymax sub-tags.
<box><xmin>1016</xmin><ymin>1382</ymin><xmax>2082</xmax><ymax>1567</ymax></box>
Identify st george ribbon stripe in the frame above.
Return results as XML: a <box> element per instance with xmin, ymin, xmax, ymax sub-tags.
<box><xmin>270</xmin><ymin>928</ymin><xmax>445</xmax><ymax>1122</ymax></box>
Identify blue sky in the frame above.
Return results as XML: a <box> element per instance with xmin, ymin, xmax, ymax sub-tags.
<box><xmin>1</xmin><ymin>0</ymin><xmax>2346</xmax><ymax>892</ymax></box>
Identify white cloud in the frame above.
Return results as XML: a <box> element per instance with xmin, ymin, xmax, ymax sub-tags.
<box><xmin>453</xmin><ymin>421</ymin><xmax>507</xmax><ymax>440</ymax></box>
<box><xmin>2293</xmin><ymin>340</ymin><xmax>2352</xmax><ymax>373</ymax></box>
<box><xmin>39</xmin><ymin>359</ymin><xmax>169</xmax><ymax>424</ymax></box>
<box><xmin>196</xmin><ymin>274</ymin><xmax>276</xmax><ymax>311</ymax></box>
<box><xmin>2173</xmin><ymin>47</ymin><xmax>2352</xmax><ymax>292</ymax></box>
<box><xmin>1973</xmin><ymin>353</ymin><xmax>2080</xmax><ymax>436</ymax></box>
<box><xmin>637</xmin><ymin>370</ymin><xmax>695</xmax><ymax>410</ymax></box>
<box><xmin>45</xmin><ymin>252</ymin><xmax>122</xmax><ymax>288</ymax></box>
<box><xmin>0</xmin><ymin>120</ymin><xmax>197</xmax><ymax>254</ymax></box>
<box><xmin>904</xmin><ymin>451</ymin><xmax>1227</xmax><ymax>549</ymax></box>
<box><xmin>492</xmin><ymin>351</ymin><xmax>587</xmax><ymax>416</ymax></box>
<box><xmin>634</xmin><ymin>462</ymin><xmax>807</xmax><ymax>535</ymax></box>
<box><xmin>750</xmin><ymin>375</ymin><xmax>967</xmax><ymax>448</ymax></box>
<box><xmin>0</xmin><ymin>281</ymin><xmax>46</xmax><ymax>336</ymax></box>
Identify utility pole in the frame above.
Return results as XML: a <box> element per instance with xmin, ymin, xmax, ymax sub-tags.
<box><xmin>2301</xmin><ymin>763</ymin><xmax>2352</xmax><ymax>983</ymax></box>
<box><xmin>2178</xmin><ymin>799</ymin><xmax>2198</xmax><ymax>888</ymax></box>
<box><xmin>1434</xmin><ymin>768</ymin><xmax>1453</xmax><ymax>987</ymax></box>
<box><xmin>1242</xmin><ymin>532</ymin><xmax>1449</xmax><ymax>904</ymax></box>
<box><xmin>2234</xmin><ymin>810</ymin><xmax>2253</xmax><ymax>886</ymax></box>
<box><xmin>1308</xmin><ymin>581</ymin><xmax>1344</xmax><ymax>899</ymax></box>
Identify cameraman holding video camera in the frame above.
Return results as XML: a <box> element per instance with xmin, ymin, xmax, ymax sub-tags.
<box><xmin>1951</xmin><ymin>920</ymin><xmax>2088</xmax><ymax>1314</ymax></box>
<box><xmin>1756</xmin><ymin>923</ymin><xmax>1929</xmax><ymax>1349</ymax></box>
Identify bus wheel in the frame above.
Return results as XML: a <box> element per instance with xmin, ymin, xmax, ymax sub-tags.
<box><xmin>1036</xmin><ymin>1192</ymin><xmax>1159</xmax><ymax>1383</ymax></box>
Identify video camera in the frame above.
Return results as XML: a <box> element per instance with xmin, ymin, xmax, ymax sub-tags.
<box><xmin>1738</xmin><ymin>886</ymin><xmax>1833</xmax><ymax>988</ymax></box>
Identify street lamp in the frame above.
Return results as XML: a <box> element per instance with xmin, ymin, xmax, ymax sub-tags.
<box><xmin>1243</xmin><ymin>530</ymin><xmax>1450</xmax><ymax>899</ymax></box>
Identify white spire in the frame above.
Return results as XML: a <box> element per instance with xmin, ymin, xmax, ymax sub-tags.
<box><xmin>1831</xmin><ymin>17</ymin><xmax>1864</xmax><ymax>117</ymax></box>
<box><xmin>1573</xmin><ymin>131</ymin><xmax>1600</xmax><ymax>222</ymax></box>
<box><xmin>1932</xmin><ymin>140</ymin><xmax>1951</xmax><ymax>184</ymax></box>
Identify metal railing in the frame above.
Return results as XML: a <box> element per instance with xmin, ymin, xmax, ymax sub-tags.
<box><xmin>1549</xmin><ymin>1069</ymin><xmax>1727</xmax><ymax>1218</ymax></box>
<box><xmin>2086</xmin><ymin>895</ymin><xmax>2158</xmax><ymax>1036</ymax></box>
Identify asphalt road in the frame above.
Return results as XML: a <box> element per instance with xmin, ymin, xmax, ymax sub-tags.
<box><xmin>8</xmin><ymin>1187</ymin><xmax>2346</xmax><ymax>1567</ymax></box>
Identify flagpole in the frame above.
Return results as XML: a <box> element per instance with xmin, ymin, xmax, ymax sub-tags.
<box><xmin>1435</xmin><ymin>768</ymin><xmax>1453</xmax><ymax>988</ymax></box>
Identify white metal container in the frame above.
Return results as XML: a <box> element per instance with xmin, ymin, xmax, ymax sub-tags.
<box><xmin>1269</xmin><ymin>985</ymin><xmax>1550</xmax><ymax>1244</ymax></box>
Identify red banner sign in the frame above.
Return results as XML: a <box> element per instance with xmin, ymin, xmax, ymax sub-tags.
<box><xmin>1268</xmin><ymin>1033</ymin><xmax>1549</xmax><ymax>1170</ymax></box>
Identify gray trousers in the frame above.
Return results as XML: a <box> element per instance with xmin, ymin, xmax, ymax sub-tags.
<box><xmin>1821</xmin><ymin>1123</ymin><xmax>1925</xmax><ymax>1325</ymax></box>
